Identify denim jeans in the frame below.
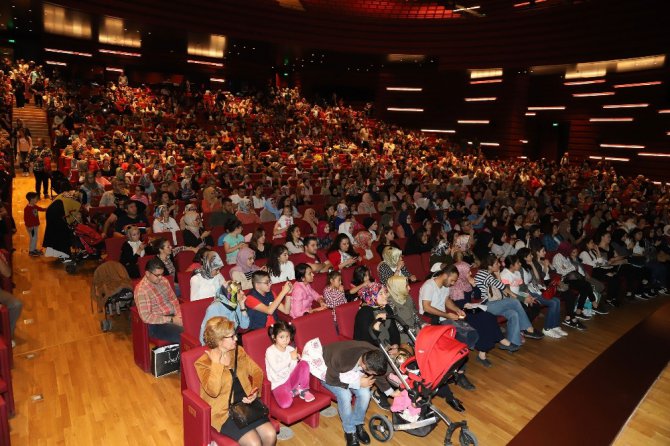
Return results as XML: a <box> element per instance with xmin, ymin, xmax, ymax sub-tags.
<box><xmin>486</xmin><ymin>299</ymin><xmax>531</xmax><ymax>346</ymax></box>
<box><xmin>27</xmin><ymin>226</ymin><xmax>39</xmax><ymax>252</ymax></box>
<box><xmin>148</xmin><ymin>323</ymin><xmax>183</xmax><ymax>344</ymax></box>
<box><xmin>320</xmin><ymin>381</ymin><xmax>371</xmax><ymax>434</ymax></box>
<box><xmin>534</xmin><ymin>294</ymin><xmax>561</xmax><ymax>330</ymax></box>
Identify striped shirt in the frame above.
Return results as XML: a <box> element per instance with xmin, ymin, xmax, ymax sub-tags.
<box><xmin>474</xmin><ymin>270</ymin><xmax>505</xmax><ymax>302</ymax></box>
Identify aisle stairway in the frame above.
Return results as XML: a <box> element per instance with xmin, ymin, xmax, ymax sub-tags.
<box><xmin>12</xmin><ymin>104</ymin><xmax>50</xmax><ymax>148</ymax></box>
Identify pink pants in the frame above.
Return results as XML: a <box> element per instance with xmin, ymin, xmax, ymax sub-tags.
<box><xmin>271</xmin><ymin>360</ymin><xmax>311</xmax><ymax>409</ymax></box>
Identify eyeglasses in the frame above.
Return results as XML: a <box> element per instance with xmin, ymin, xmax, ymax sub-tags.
<box><xmin>148</xmin><ymin>270</ymin><xmax>164</xmax><ymax>278</ymax></box>
<box><xmin>223</xmin><ymin>333</ymin><xmax>238</xmax><ymax>339</ymax></box>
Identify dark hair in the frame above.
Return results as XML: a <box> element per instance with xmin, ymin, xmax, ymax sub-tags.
<box><xmin>378</xmin><ymin>226</ymin><xmax>394</xmax><ymax>246</ymax></box>
<box><xmin>480</xmin><ymin>253</ymin><xmax>499</xmax><ymax>270</ymax></box>
<box><xmin>328</xmin><ymin>233</ymin><xmax>357</xmax><ymax>256</ymax></box>
<box><xmin>268</xmin><ymin>320</ymin><xmax>295</xmax><ymax>342</ymax></box>
<box><xmin>26</xmin><ymin>192</ymin><xmax>38</xmax><ymax>201</ymax></box>
<box><xmin>267</xmin><ymin>245</ymin><xmax>289</xmax><ymax>277</ymax></box>
<box><xmin>151</xmin><ymin>237</ymin><xmax>169</xmax><ymax>253</ymax></box>
<box><xmin>294</xmin><ymin>263</ymin><xmax>311</xmax><ymax>282</ymax></box>
<box><xmin>328</xmin><ymin>270</ymin><xmax>341</xmax><ymax>283</ymax></box>
<box><xmin>303</xmin><ymin>236</ymin><xmax>317</xmax><ymax>247</ymax></box>
<box><xmin>249</xmin><ymin>227</ymin><xmax>265</xmax><ymax>250</ymax></box>
<box><xmin>286</xmin><ymin>225</ymin><xmax>300</xmax><ymax>244</ymax></box>
<box><xmin>516</xmin><ymin>247</ymin><xmax>532</xmax><ymax>270</ymax></box>
<box><xmin>146</xmin><ymin>257</ymin><xmax>166</xmax><ymax>274</ymax></box>
<box><xmin>362</xmin><ymin>350</ymin><xmax>388</xmax><ymax>376</ymax></box>
<box><xmin>252</xmin><ymin>270</ymin><xmax>271</xmax><ymax>286</ymax></box>
<box><xmin>504</xmin><ymin>254</ymin><xmax>520</xmax><ymax>269</ymax></box>
<box><xmin>435</xmin><ymin>264</ymin><xmax>459</xmax><ymax>278</ymax></box>
<box><xmin>225</xmin><ymin>218</ymin><xmax>242</xmax><ymax>233</ymax></box>
<box><xmin>351</xmin><ymin>265</ymin><xmax>371</xmax><ymax>286</ymax></box>
<box><xmin>222</xmin><ymin>197</ymin><xmax>232</xmax><ymax>204</ymax></box>
<box><xmin>193</xmin><ymin>247</ymin><xmax>211</xmax><ymax>265</ymax></box>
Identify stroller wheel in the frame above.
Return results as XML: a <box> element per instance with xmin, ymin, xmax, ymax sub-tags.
<box><xmin>65</xmin><ymin>263</ymin><xmax>77</xmax><ymax>274</ymax></box>
<box><xmin>458</xmin><ymin>428</ymin><xmax>478</xmax><ymax>446</ymax></box>
<box><xmin>100</xmin><ymin>319</ymin><xmax>112</xmax><ymax>332</ymax></box>
<box><xmin>369</xmin><ymin>415</ymin><xmax>393</xmax><ymax>442</ymax></box>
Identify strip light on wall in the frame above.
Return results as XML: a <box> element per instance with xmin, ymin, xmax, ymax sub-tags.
<box><xmin>421</xmin><ymin>129</ymin><xmax>456</xmax><ymax>133</ymax></box>
<box><xmin>457</xmin><ymin>120</ymin><xmax>490</xmax><ymax>124</ymax></box>
<box><xmin>600</xmin><ymin>144</ymin><xmax>645</xmax><ymax>149</ymax></box>
<box><xmin>564</xmin><ymin>79</ymin><xmax>606</xmax><ymax>86</ymax></box>
<box><xmin>514</xmin><ymin>0</ymin><xmax>546</xmax><ymax>6</ymax></box>
<box><xmin>105</xmin><ymin>67</ymin><xmax>124</xmax><ymax>72</ymax></box>
<box><xmin>44</xmin><ymin>48</ymin><xmax>92</xmax><ymax>57</ymax></box>
<box><xmin>187</xmin><ymin>59</ymin><xmax>223</xmax><ymax>67</ymax></box>
<box><xmin>517</xmin><ymin>156</ymin><xmax>528</xmax><ymax>159</ymax></box>
<box><xmin>527</xmin><ymin>106</ymin><xmax>566</xmax><ymax>110</ymax></box>
<box><xmin>470</xmin><ymin>79</ymin><xmax>502</xmax><ymax>85</ymax></box>
<box><xmin>613</xmin><ymin>81</ymin><xmax>662</xmax><ymax>88</ymax></box>
<box><xmin>45</xmin><ymin>60</ymin><xmax>67</xmax><ymax>66</ymax></box>
<box><xmin>659</xmin><ymin>110</ymin><xmax>670</xmax><ymax>114</ymax></box>
<box><xmin>589</xmin><ymin>118</ymin><xmax>634</xmax><ymax>122</ymax></box>
<box><xmin>520</xmin><ymin>140</ymin><xmax>528</xmax><ymax>144</ymax></box>
<box><xmin>454</xmin><ymin>6</ymin><xmax>481</xmax><ymax>12</ymax></box>
<box><xmin>469</xmin><ymin>68</ymin><xmax>502</xmax><ymax>79</ymax></box>
<box><xmin>99</xmin><ymin>48</ymin><xmax>141</xmax><ymax>57</ymax></box>
<box><xmin>589</xmin><ymin>156</ymin><xmax>630</xmax><ymax>162</ymax></box>
<box><xmin>573</xmin><ymin>92</ymin><xmax>615</xmax><ymax>97</ymax></box>
<box><xmin>387</xmin><ymin>107</ymin><xmax>424</xmax><ymax>112</ymax></box>
<box><xmin>386</xmin><ymin>87</ymin><xmax>423</xmax><ymax>92</ymax></box>
<box><xmin>210</xmin><ymin>78</ymin><xmax>226</xmax><ymax>83</ymax></box>
<box><xmin>480</xmin><ymin>142</ymin><xmax>500</xmax><ymax>147</ymax></box>
<box><xmin>465</xmin><ymin>97</ymin><xmax>497</xmax><ymax>102</ymax></box>
<box><xmin>638</xmin><ymin>153</ymin><xmax>670</xmax><ymax>157</ymax></box>
<box><xmin>602</xmin><ymin>103</ymin><xmax>649</xmax><ymax>109</ymax></box>
<box><xmin>525</xmin><ymin>112</ymin><xmax>536</xmax><ymax>116</ymax></box>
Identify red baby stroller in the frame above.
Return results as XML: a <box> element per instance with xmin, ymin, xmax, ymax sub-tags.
<box><xmin>368</xmin><ymin>318</ymin><xmax>478</xmax><ymax>445</ymax></box>
<box><xmin>65</xmin><ymin>221</ymin><xmax>105</xmax><ymax>274</ymax></box>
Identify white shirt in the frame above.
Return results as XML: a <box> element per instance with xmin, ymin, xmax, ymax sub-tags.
<box><xmin>270</xmin><ymin>261</ymin><xmax>295</xmax><ymax>284</ymax></box>
<box><xmin>265</xmin><ymin>344</ymin><xmax>298</xmax><ymax>389</ymax></box>
<box><xmin>419</xmin><ymin>279</ymin><xmax>450</xmax><ymax>321</ymax></box>
<box><xmin>190</xmin><ymin>274</ymin><xmax>226</xmax><ymax>301</ymax></box>
<box><xmin>152</xmin><ymin>217</ymin><xmax>180</xmax><ymax>245</ymax></box>
<box><xmin>252</xmin><ymin>196</ymin><xmax>266</xmax><ymax>210</ymax></box>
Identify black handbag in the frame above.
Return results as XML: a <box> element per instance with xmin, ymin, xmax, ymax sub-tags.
<box><xmin>151</xmin><ymin>343</ymin><xmax>180</xmax><ymax>378</ymax></box>
<box><xmin>228</xmin><ymin>346</ymin><xmax>269</xmax><ymax>429</ymax></box>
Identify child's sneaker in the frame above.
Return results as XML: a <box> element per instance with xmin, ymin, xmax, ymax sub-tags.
<box><xmin>299</xmin><ymin>390</ymin><xmax>316</xmax><ymax>403</ymax></box>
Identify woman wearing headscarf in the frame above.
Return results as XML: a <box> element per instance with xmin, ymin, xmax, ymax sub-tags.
<box><xmin>301</xmin><ymin>208</ymin><xmax>319</xmax><ymax>235</ymax></box>
<box><xmin>152</xmin><ymin>204</ymin><xmax>180</xmax><ymax>245</ymax></box>
<box><xmin>198</xmin><ymin>281</ymin><xmax>250</xmax><ymax>345</ymax></box>
<box><xmin>354</xmin><ymin>230</ymin><xmax>375</xmax><ymax>261</ymax></box>
<box><xmin>43</xmin><ymin>190</ymin><xmax>84</xmax><ymax>261</ymax></box>
<box><xmin>182</xmin><ymin>211</ymin><xmax>213</xmax><ymax>248</ymax></box>
<box><xmin>201</xmin><ymin>186</ymin><xmax>222</xmax><ymax>213</ymax></box>
<box><xmin>230</xmin><ymin>247</ymin><xmax>260</xmax><ymax>291</ymax></box>
<box><xmin>377</xmin><ymin>246</ymin><xmax>417</xmax><ymax>286</ymax></box>
<box><xmin>333</xmin><ymin>203</ymin><xmax>349</xmax><ymax>229</ymax></box>
<box><xmin>138</xmin><ymin>170</ymin><xmax>156</xmax><ymax>195</ymax></box>
<box><xmin>235</xmin><ymin>198</ymin><xmax>260</xmax><ymax>225</ymax></box>
<box><xmin>337</xmin><ymin>218</ymin><xmax>355</xmax><ymax>244</ymax></box>
<box><xmin>386</xmin><ymin>275</ymin><xmax>425</xmax><ymax>344</ymax></box>
<box><xmin>190</xmin><ymin>251</ymin><xmax>227</xmax><ymax>301</ymax></box>
<box><xmin>180</xmin><ymin>203</ymin><xmax>199</xmax><ymax>230</ymax></box>
<box><xmin>260</xmin><ymin>197</ymin><xmax>282</xmax><ymax>222</ymax></box>
<box><xmin>353</xmin><ymin>283</ymin><xmax>401</xmax><ymax>352</ymax></box>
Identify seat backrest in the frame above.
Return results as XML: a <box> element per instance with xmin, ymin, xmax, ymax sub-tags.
<box><xmin>404</xmin><ymin>254</ymin><xmax>426</xmax><ymax>280</ymax></box>
<box><xmin>138</xmin><ymin>255</ymin><xmax>156</xmax><ymax>277</ymax></box>
<box><xmin>335</xmin><ymin>302</ymin><xmax>359</xmax><ymax>340</ymax></box>
<box><xmin>340</xmin><ymin>267</ymin><xmax>355</xmax><ymax>288</ymax></box>
<box><xmin>182</xmin><ymin>346</ymin><xmax>208</xmax><ymax>392</ymax></box>
<box><xmin>409</xmin><ymin>281</ymin><xmax>425</xmax><ymax>314</ymax></box>
<box><xmin>174</xmin><ymin>250</ymin><xmax>196</xmax><ymax>272</ymax></box>
<box><xmin>293</xmin><ymin>310</ymin><xmax>339</xmax><ymax>350</ymax></box>
<box><xmin>105</xmin><ymin>237</ymin><xmax>125</xmax><ymax>262</ymax></box>
<box><xmin>311</xmin><ymin>273</ymin><xmax>327</xmax><ymax>295</ymax></box>
<box><xmin>178</xmin><ymin>271</ymin><xmax>193</xmax><ymax>301</ymax></box>
<box><xmin>211</xmin><ymin>227</ymin><xmax>226</xmax><ymax>247</ymax></box>
<box><xmin>152</xmin><ymin>232</ymin><xmax>175</xmax><ymax>246</ymax></box>
<box><xmin>182</xmin><ymin>298</ymin><xmax>214</xmax><ymax>340</ymax></box>
<box><xmin>241</xmin><ymin>329</ymin><xmax>272</xmax><ymax>374</ymax></box>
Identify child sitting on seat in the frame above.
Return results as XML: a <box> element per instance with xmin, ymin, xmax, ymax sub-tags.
<box><xmin>265</xmin><ymin>321</ymin><xmax>315</xmax><ymax>408</ymax></box>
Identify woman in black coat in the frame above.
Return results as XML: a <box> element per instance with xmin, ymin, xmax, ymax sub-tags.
<box><xmin>353</xmin><ymin>284</ymin><xmax>400</xmax><ymax>351</ymax></box>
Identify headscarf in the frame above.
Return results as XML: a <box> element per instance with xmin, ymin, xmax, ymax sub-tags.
<box><xmin>230</xmin><ymin>247</ymin><xmax>259</xmax><ymax>275</ymax></box>
<box><xmin>115</xmin><ymin>167</ymin><xmax>126</xmax><ymax>181</ymax></box>
<box><xmin>264</xmin><ymin>198</ymin><xmax>282</xmax><ymax>219</ymax></box>
<box><xmin>386</xmin><ymin>275</ymin><xmax>409</xmax><ymax>305</ymax></box>
<box><xmin>154</xmin><ymin>204</ymin><xmax>169</xmax><ymax>220</ymax></box>
<box><xmin>382</xmin><ymin>246</ymin><xmax>402</xmax><ymax>270</ymax></box>
<box><xmin>183</xmin><ymin>211</ymin><xmax>201</xmax><ymax>237</ymax></box>
<box><xmin>359</xmin><ymin>282</ymin><xmax>384</xmax><ymax>306</ymax></box>
<box><xmin>198</xmin><ymin>251</ymin><xmax>224</xmax><ymax>280</ymax></box>
<box><xmin>317</xmin><ymin>220</ymin><xmax>331</xmax><ymax>238</ymax></box>
<box><xmin>303</xmin><ymin>208</ymin><xmax>318</xmax><ymax>233</ymax></box>
<box><xmin>338</xmin><ymin>221</ymin><xmax>355</xmax><ymax>243</ymax></box>
<box><xmin>336</xmin><ymin>203</ymin><xmax>348</xmax><ymax>219</ymax></box>
<box><xmin>454</xmin><ymin>234</ymin><xmax>471</xmax><ymax>252</ymax></box>
<box><xmin>238</xmin><ymin>198</ymin><xmax>251</xmax><ymax>213</ymax></box>
<box><xmin>431</xmin><ymin>239</ymin><xmax>450</xmax><ymax>257</ymax></box>
<box><xmin>354</xmin><ymin>231</ymin><xmax>373</xmax><ymax>250</ymax></box>
<box><xmin>203</xmin><ymin>186</ymin><xmax>218</xmax><ymax>204</ymax></box>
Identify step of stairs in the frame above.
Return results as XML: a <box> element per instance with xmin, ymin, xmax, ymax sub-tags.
<box><xmin>13</xmin><ymin>104</ymin><xmax>51</xmax><ymax>147</ymax></box>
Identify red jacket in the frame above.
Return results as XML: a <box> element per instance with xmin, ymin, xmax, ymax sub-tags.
<box><xmin>24</xmin><ymin>204</ymin><xmax>46</xmax><ymax>227</ymax></box>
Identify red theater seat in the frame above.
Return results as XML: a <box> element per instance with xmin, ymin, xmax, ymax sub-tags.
<box><xmin>104</xmin><ymin>237</ymin><xmax>125</xmax><ymax>262</ymax></box>
<box><xmin>335</xmin><ymin>301</ymin><xmax>360</xmax><ymax>340</ymax></box>
<box><xmin>130</xmin><ymin>306</ymin><xmax>173</xmax><ymax>373</ymax></box>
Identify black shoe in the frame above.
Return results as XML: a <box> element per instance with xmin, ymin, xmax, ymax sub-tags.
<box><xmin>498</xmin><ymin>343</ymin><xmax>520</xmax><ymax>352</ymax></box>
<box><xmin>371</xmin><ymin>389</ymin><xmax>391</xmax><ymax>411</ymax></box>
<box><xmin>606</xmin><ymin>298</ymin><xmax>621</xmax><ymax>308</ymax></box>
<box><xmin>575</xmin><ymin>312</ymin><xmax>592</xmax><ymax>321</ymax></box>
<box><xmin>592</xmin><ymin>306</ymin><xmax>609</xmax><ymax>315</ymax></box>
<box><xmin>456</xmin><ymin>373</ymin><xmax>476</xmax><ymax>391</ymax></box>
<box><xmin>355</xmin><ymin>425</ymin><xmax>370</xmax><ymax>445</ymax></box>
<box><xmin>345</xmin><ymin>432</ymin><xmax>360</xmax><ymax>446</ymax></box>
<box><xmin>522</xmin><ymin>329</ymin><xmax>544</xmax><ymax>340</ymax></box>
<box><xmin>446</xmin><ymin>397</ymin><xmax>466</xmax><ymax>412</ymax></box>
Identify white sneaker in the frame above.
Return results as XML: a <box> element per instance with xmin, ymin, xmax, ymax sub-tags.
<box><xmin>542</xmin><ymin>328</ymin><xmax>561</xmax><ymax>339</ymax></box>
<box><xmin>552</xmin><ymin>327</ymin><xmax>568</xmax><ymax>337</ymax></box>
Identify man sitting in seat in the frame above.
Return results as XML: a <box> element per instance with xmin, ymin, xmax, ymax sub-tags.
<box><xmin>134</xmin><ymin>257</ymin><xmax>183</xmax><ymax>343</ymax></box>
<box><xmin>321</xmin><ymin>340</ymin><xmax>394</xmax><ymax>446</ymax></box>
<box><xmin>291</xmin><ymin>236</ymin><xmax>332</xmax><ymax>274</ymax></box>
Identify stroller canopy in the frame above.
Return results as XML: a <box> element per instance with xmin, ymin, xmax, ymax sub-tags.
<box><xmin>414</xmin><ymin>325</ymin><xmax>469</xmax><ymax>389</ymax></box>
